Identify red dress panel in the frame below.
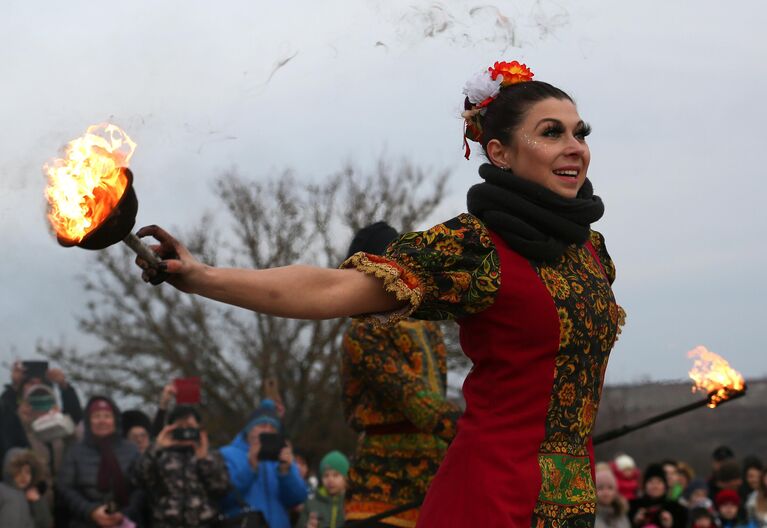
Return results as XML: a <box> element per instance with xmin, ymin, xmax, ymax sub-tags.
<box><xmin>417</xmin><ymin>230</ymin><xmax>561</xmax><ymax>527</ymax></box>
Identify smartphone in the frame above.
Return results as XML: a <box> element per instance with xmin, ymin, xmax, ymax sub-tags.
<box><xmin>22</xmin><ymin>361</ymin><xmax>49</xmax><ymax>380</ymax></box>
<box><xmin>172</xmin><ymin>427</ymin><xmax>201</xmax><ymax>441</ymax></box>
<box><xmin>174</xmin><ymin>377</ymin><xmax>201</xmax><ymax>404</ymax></box>
<box><xmin>257</xmin><ymin>432</ymin><xmax>286</xmax><ymax>461</ymax></box>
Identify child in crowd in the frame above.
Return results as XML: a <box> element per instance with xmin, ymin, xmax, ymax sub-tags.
<box><xmin>297</xmin><ymin>451</ymin><xmax>349</xmax><ymax>528</ymax></box>
<box><xmin>594</xmin><ymin>463</ymin><xmax>630</xmax><ymax>528</ymax></box>
<box><xmin>715</xmin><ymin>490</ymin><xmax>745</xmax><ymax>528</ymax></box>
<box><xmin>629</xmin><ymin>463</ymin><xmax>688</xmax><ymax>527</ymax></box>
<box><xmin>684</xmin><ymin>478</ymin><xmax>714</xmax><ymax>511</ymax></box>
<box><xmin>611</xmin><ymin>454</ymin><xmax>640</xmax><ymax>501</ymax></box>
<box><xmin>3</xmin><ymin>448</ymin><xmax>53</xmax><ymax>528</ymax></box>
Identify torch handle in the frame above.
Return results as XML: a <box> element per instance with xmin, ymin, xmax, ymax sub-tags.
<box><xmin>122</xmin><ymin>232</ymin><xmax>167</xmax><ymax>285</ymax></box>
<box><xmin>592</xmin><ymin>388</ymin><xmax>746</xmax><ymax>446</ymax></box>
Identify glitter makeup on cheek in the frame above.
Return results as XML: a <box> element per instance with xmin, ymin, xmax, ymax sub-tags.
<box><xmin>521</xmin><ymin>133</ymin><xmax>540</xmax><ymax>148</ymax></box>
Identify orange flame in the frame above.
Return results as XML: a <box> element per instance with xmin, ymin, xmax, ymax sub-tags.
<box><xmin>688</xmin><ymin>345</ymin><xmax>745</xmax><ymax>407</ymax></box>
<box><xmin>44</xmin><ymin>124</ymin><xmax>135</xmax><ymax>244</ymax></box>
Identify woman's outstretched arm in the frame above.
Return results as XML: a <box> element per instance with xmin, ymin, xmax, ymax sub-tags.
<box><xmin>136</xmin><ymin>225</ymin><xmax>404</xmax><ymax>319</ymax></box>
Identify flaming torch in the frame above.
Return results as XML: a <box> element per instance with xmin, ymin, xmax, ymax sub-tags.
<box><xmin>592</xmin><ymin>346</ymin><xmax>746</xmax><ymax>445</ymax></box>
<box><xmin>44</xmin><ymin>124</ymin><xmax>165</xmax><ymax>282</ymax></box>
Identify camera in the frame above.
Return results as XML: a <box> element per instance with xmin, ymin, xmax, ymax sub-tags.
<box><xmin>257</xmin><ymin>432</ymin><xmax>286</xmax><ymax>461</ymax></box>
<box><xmin>172</xmin><ymin>427</ymin><xmax>200</xmax><ymax>441</ymax></box>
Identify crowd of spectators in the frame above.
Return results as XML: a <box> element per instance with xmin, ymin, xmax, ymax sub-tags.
<box><xmin>0</xmin><ymin>363</ymin><xmax>344</xmax><ymax>528</ymax></box>
<box><xmin>1</xmin><ymin>361</ymin><xmax>765</xmax><ymax>528</ymax></box>
<box><xmin>596</xmin><ymin>448</ymin><xmax>767</xmax><ymax>528</ymax></box>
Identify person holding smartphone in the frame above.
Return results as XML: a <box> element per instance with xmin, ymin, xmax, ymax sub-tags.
<box><xmin>219</xmin><ymin>399</ymin><xmax>307</xmax><ymax>528</ymax></box>
<box><xmin>132</xmin><ymin>405</ymin><xmax>229</xmax><ymax>527</ymax></box>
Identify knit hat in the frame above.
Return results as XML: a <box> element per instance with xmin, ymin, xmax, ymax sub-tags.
<box><xmin>595</xmin><ymin>464</ymin><xmax>618</xmax><ymax>488</ymax></box>
<box><xmin>23</xmin><ymin>384</ymin><xmax>56</xmax><ymax>412</ymax></box>
<box><xmin>346</xmin><ymin>222</ymin><xmax>399</xmax><ymax>259</ymax></box>
<box><xmin>614</xmin><ymin>454</ymin><xmax>636</xmax><ymax>472</ymax></box>
<box><xmin>643</xmin><ymin>463</ymin><xmax>668</xmax><ymax>487</ymax></box>
<box><xmin>715</xmin><ymin>489</ymin><xmax>741</xmax><ymax>508</ymax></box>
<box><xmin>319</xmin><ymin>450</ymin><xmax>350</xmax><ymax>477</ymax></box>
<box><xmin>121</xmin><ymin>410</ymin><xmax>151</xmax><ymax>437</ymax></box>
<box><xmin>87</xmin><ymin>398</ymin><xmax>114</xmax><ymax>416</ymax></box>
<box><xmin>244</xmin><ymin>399</ymin><xmax>281</xmax><ymax>434</ymax></box>
<box><xmin>684</xmin><ymin>477</ymin><xmax>708</xmax><ymax>500</ymax></box>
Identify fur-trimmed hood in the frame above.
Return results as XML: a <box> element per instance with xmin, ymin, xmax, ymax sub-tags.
<box><xmin>2</xmin><ymin>448</ymin><xmax>47</xmax><ymax>486</ymax></box>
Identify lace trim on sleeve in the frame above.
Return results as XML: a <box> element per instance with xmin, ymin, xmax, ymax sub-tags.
<box><xmin>341</xmin><ymin>252</ymin><xmax>423</xmax><ymax>326</ymax></box>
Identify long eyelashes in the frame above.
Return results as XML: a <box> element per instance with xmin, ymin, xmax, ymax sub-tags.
<box><xmin>577</xmin><ymin>123</ymin><xmax>592</xmax><ymax>139</ymax></box>
<box><xmin>541</xmin><ymin>123</ymin><xmax>592</xmax><ymax>140</ymax></box>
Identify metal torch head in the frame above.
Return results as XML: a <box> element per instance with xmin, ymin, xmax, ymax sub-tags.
<box><xmin>57</xmin><ymin>168</ymin><xmax>138</xmax><ymax>250</ymax></box>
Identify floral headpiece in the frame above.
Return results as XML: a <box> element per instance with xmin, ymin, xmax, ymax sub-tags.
<box><xmin>462</xmin><ymin>60</ymin><xmax>534</xmax><ymax>159</ymax></box>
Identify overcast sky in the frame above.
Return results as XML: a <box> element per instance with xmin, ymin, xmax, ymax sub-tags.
<box><xmin>1</xmin><ymin>0</ymin><xmax>765</xmax><ymax>387</ymax></box>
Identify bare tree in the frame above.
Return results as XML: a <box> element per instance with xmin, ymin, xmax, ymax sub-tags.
<box><xmin>40</xmin><ymin>159</ymin><xmax>451</xmax><ymax>458</ymax></box>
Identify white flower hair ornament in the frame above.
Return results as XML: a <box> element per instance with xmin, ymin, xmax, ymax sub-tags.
<box><xmin>462</xmin><ymin>60</ymin><xmax>534</xmax><ymax>159</ymax></box>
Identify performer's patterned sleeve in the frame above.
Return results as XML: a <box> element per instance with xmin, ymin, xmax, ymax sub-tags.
<box><xmin>341</xmin><ymin>213</ymin><xmax>501</xmax><ymax>324</ymax></box>
<box><xmin>343</xmin><ymin>320</ymin><xmax>460</xmax><ymax>443</ymax></box>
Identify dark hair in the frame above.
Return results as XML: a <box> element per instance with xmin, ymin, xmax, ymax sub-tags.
<box><xmin>715</xmin><ymin>460</ymin><xmax>742</xmax><ymax>483</ymax></box>
<box><xmin>712</xmin><ymin>445</ymin><xmax>735</xmax><ymax>462</ymax></box>
<box><xmin>467</xmin><ymin>80</ymin><xmax>573</xmax><ymax>155</ymax></box>
<box><xmin>167</xmin><ymin>405</ymin><xmax>202</xmax><ymax>425</ymax></box>
<box><xmin>743</xmin><ymin>455</ymin><xmax>764</xmax><ymax>473</ymax></box>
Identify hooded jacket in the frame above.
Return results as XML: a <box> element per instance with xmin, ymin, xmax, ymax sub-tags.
<box><xmin>296</xmin><ymin>487</ymin><xmax>346</xmax><ymax>528</ymax></box>
<box><xmin>55</xmin><ymin>396</ymin><xmax>140</xmax><ymax>528</ymax></box>
<box><xmin>132</xmin><ymin>441</ymin><xmax>230</xmax><ymax>527</ymax></box>
<box><xmin>219</xmin><ymin>427</ymin><xmax>307</xmax><ymax>528</ymax></box>
<box><xmin>2</xmin><ymin>448</ymin><xmax>53</xmax><ymax>528</ymax></box>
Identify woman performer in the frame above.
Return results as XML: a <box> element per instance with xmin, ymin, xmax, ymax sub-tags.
<box><xmin>341</xmin><ymin>222</ymin><xmax>461</xmax><ymax>527</ymax></box>
<box><xmin>136</xmin><ymin>60</ymin><xmax>625</xmax><ymax>527</ymax></box>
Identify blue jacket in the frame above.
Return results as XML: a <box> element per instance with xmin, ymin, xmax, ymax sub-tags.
<box><xmin>219</xmin><ymin>432</ymin><xmax>307</xmax><ymax>528</ymax></box>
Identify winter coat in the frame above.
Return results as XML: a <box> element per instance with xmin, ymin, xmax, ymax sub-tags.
<box><xmin>610</xmin><ymin>461</ymin><xmax>641</xmax><ymax>501</ymax></box>
<box><xmin>0</xmin><ymin>482</ymin><xmax>34</xmax><ymax>528</ymax></box>
<box><xmin>219</xmin><ymin>431</ymin><xmax>307</xmax><ymax>528</ymax></box>
<box><xmin>595</xmin><ymin>500</ymin><xmax>631</xmax><ymax>528</ymax></box>
<box><xmin>55</xmin><ymin>396</ymin><xmax>141</xmax><ymax>528</ymax></box>
<box><xmin>295</xmin><ymin>488</ymin><xmax>345</xmax><ymax>528</ymax></box>
<box><xmin>132</xmin><ymin>443</ymin><xmax>230</xmax><ymax>527</ymax></box>
<box><xmin>2</xmin><ymin>448</ymin><xmax>53</xmax><ymax>528</ymax></box>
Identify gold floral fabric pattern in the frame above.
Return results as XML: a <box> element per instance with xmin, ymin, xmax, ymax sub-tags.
<box><xmin>531</xmin><ymin>230</ymin><xmax>626</xmax><ymax>527</ymax></box>
<box><xmin>342</xmin><ymin>319</ymin><xmax>461</xmax><ymax>527</ymax></box>
<box><xmin>341</xmin><ymin>214</ymin><xmax>500</xmax><ymax>324</ymax></box>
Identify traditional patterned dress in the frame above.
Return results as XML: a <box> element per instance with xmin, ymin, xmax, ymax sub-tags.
<box><xmin>342</xmin><ymin>213</ymin><xmax>626</xmax><ymax>528</ymax></box>
<box><xmin>342</xmin><ymin>318</ymin><xmax>461</xmax><ymax>527</ymax></box>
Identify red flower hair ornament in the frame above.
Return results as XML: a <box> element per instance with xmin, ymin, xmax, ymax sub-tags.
<box><xmin>461</xmin><ymin>60</ymin><xmax>534</xmax><ymax>159</ymax></box>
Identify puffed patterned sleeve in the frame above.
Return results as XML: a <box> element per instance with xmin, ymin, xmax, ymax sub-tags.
<box><xmin>341</xmin><ymin>213</ymin><xmax>501</xmax><ymax>324</ymax></box>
